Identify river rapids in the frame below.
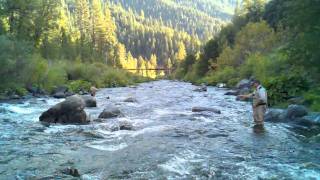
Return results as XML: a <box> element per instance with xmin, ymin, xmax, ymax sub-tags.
<box><xmin>0</xmin><ymin>80</ymin><xmax>319</xmax><ymax>179</ymax></box>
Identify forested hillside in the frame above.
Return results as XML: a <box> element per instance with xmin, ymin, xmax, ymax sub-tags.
<box><xmin>175</xmin><ymin>0</ymin><xmax>320</xmax><ymax>111</ymax></box>
<box><xmin>0</xmin><ymin>0</ymin><xmax>238</xmax><ymax>97</ymax></box>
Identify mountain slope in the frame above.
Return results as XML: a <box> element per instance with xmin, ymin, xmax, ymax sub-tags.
<box><xmin>108</xmin><ymin>0</ymin><xmax>238</xmax><ymax>41</ymax></box>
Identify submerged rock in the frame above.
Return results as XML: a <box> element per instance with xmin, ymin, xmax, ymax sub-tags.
<box><xmin>124</xmin><ymin>97</ymin><xmax>138</xmax><ymax>103</ymax></box>
<box><xmin>102</xmin><ymin>119</ymin><xmax>134</xmax><ymax>131</ymax></box>
<box><xmin>192</xmin><ymin>107</ymin><xmax>221</xmax><ymax>114</ymax></box>
<box><xmin>225</xmin><ymin>91</ymin><xmax>239</xmax><ymax>96</ymax></box>
<box><xmin>119</xmin><ymin>120</ymin><xmax>134</xmax><ymax>130</ymax></box>
<box><xmin>61</xmin><ymin>167</ymin><xmax>80</xmax><ymax>177</ymax></box>
<box><xmin>39</xmin><ymin>95</ymin><xmax>89</xmax><ymax>124</ymax></box>
<box><xmin>98</xmin><ymin>107</ymin><xmax>122</xmax><ymax>119</ymax></box>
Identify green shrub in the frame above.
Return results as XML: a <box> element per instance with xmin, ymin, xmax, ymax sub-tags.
<box><xmin>1</xmin><ymin>84</ymin><xmax>28</xmax><ymax>97</ymax></box>
<box><xmin>204</xmin><ymin>67</ymin><xmax>239</xmax><ymax>87</ymax></box>
<box><xmin>25</xmin><ymin>54</ymin><xmax>48</xmax><ymax>85</ymax></box>
<box><xmin>65</xmin><ymin>60</ymin><xmax>87</xmax><ymax>80</ymax></box>
<box><xmin>304</xmin><ymin>87</ymin><xmax>320</xmax><ymax>111</ymax></box>
<box><xmin>44</xmin><ymin>64</ymin><xmax>68</xmax><ymax>92</ymax></box>
<box><xmin>265</xmin><ymin>70</ymin><xmax>310</xmax><ymax>106</ymax></box>
<box><xmin>68</xmin><ymin>80</ymin><xmax>92</xmax><ymax>93</ymax></box>
<box><xmin>102</xmin><ymin>69</ymin><xmax>130</xmax><ymax>87</ymax></box>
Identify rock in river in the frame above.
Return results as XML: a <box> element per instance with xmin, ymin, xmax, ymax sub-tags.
<box><xmin>192</xmin><ymin>107</ymin><xmax>221</xmax><ymax>114</ymax></box>
<box><xmin>124</xmin><ymin>97</ymin><xmax>138</xmax><ymax>103</ymax></box>
<box><xmin>52</xmin><ymin>86</ymin><xmax>72</xmax><ymax>99</ymax></box>
<box><xmin>81</xmin><ymin>95</ymin><xmax>97</xmax><ymax>107</ymax></box>
<box><xmin>39</xmin><ymin>95</ymin><xmax>89</xmax><ymax>124</ymax></box>
<box><xmin>193</xmin><ymin>84</ymin><xmax>207</xmax><ymax>92</ymax></box>
<box><xmin>264</xmin><ymin>109</ymin><xmax>286</xmax><ymax>122</ymax></box>
<box><xmin>98</xmin><ymin>107</ymin><xmax>123</xmax><ymax>119</ymax></box>
<box><xmin>286</xmin><ymin>105</ymin><xmax>308</xmax><ymax>119</ymax></box>
<box><xmin>119</xmin><ymin>120</ymin><xmax>134</xmax><ymax>130</ymax></box>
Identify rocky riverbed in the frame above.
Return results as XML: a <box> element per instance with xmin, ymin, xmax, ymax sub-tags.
<box><xmin>0</xmin><ymin>80</ymin><xmax>319</xmax><ymax>179</ymax></box>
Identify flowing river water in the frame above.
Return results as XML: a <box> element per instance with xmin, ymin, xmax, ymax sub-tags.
<box><xmin>0</xmin><ymin>80</ymin><xmax>319</xmax><ymax>179</ymax></box>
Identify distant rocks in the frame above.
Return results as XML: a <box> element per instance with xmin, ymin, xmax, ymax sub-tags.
<box><xmin>39</xmin><ymin>95</ymin><xmax>89</xmax><ymax>124</ymax></box>
<box><xmin>192</xmin><ymin>107</ymin><xmax>221</xmax><ymax>114</ymax></box>
<box><xmin>26</xmin><ymin>85</ymin><xmax>47</xmax><ymax>97</ymax></box>
<box><xmin>236</xmin><ymin>79</ymin><xmax>251</xmax><ymax>89</ymax></box>
<box><xmin>193</xmin><ymin>84</ymin><xmax>207</xmax><ymax>92</ymax></box>
<box><xmin>223</xmin><ymin>78</ymin><xmax>255</xmax><ymax>102</ymax></box>
<box><xmin>52</xmin><ymin>86</ymin><xmax>74</xmax><ymax>99</ymax></box>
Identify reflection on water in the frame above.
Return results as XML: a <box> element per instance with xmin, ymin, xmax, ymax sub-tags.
<box><xmin>0</xmin><ymin>80</ymin><xmax>319</xmax><ymax>179</ymax></box>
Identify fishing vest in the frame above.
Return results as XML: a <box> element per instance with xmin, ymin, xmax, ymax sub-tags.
<box><xmin>252</xmin><ymin>86</ymin><xmax>267</xmax><ymax>106</ymax></box>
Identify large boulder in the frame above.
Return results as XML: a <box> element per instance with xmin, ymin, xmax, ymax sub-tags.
<box><xmin>286</xmin><ymin>105</ymin><xmax>308</xmax><ymax>119</ymax></box>
<box><xmin>264</xmin><ymin>109</ymin><xmax>286</xmax><ymax>122</ymax></box>
<box><xmin>82</xmin><ymin>95</ymin><xmax>97</xmax><ymax>107</ymax></box>
<box><xmin>39</xmin><ymin>95</ymin><xmax>89</xmax><ymax>124</ymax></box>
<box><xmin>98</xmin><ymin>107</ymin><xmax>122</xmax><ymax>119</ymax></box>
<box><xmin>192</xmin><ymin>107</ymin><xmax>221</xmax><ymax>114</ymax></box>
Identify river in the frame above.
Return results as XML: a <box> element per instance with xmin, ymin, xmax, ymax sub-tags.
<box><xmin>0</xmin><ymin>80</ymin><xmax>319</xmax><ymax>179</ymax></box>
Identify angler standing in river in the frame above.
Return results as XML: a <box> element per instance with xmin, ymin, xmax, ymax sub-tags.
<box><xmin>90</xmin><ymin>86</ymin><xmax>98</xmax><ymax>97</ymax></box>
<box><xmin>239</xmin><ymin>80</ymin><xmax>268</xmax><ymax>127</ymax></box>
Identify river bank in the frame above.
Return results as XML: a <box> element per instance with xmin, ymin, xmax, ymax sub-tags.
<box><xmin>0</xmin><ymin>80</ymin><xmax>319</xmax><ymax>179</ymax></box>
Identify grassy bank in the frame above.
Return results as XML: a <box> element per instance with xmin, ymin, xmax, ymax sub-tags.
<box><xmin>0</xmin><ymin>59</ymin><xmax>150</xmax><ymax>98</ymax></box>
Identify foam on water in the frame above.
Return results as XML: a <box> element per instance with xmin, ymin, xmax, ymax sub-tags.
<box><xmin>131</xmin><ymin>125</ymin><xmax>174</xmax><ymax>137</ymax></box>
<box><xmin>159</xmin><ymin>150</ymin><xmax>203</xmax><ymax>176</ymax></box>
<box><xmin>44</xmin><ymin>125</ymin><xmax>80</xmax><ymax>134</ymax></box>
<box><xmin>86</xmin><ymin>140</ymin><xmax>128</xmax><ymax>151</ymax></box>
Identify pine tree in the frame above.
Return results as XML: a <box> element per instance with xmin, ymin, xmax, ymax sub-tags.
<box><xmin>175</xmin><ymin>42</ymin><xmax>187</xmax><ymax>63</ymax></box>
<box><xmin>75</xmin><ymin>0</ymin><xmax>91</xmax><ymax>60</ymax></box>
<box><xmin>91</xmin><ymin>0</ymin><xmax>107</xmax><ymax>56</ymax></box>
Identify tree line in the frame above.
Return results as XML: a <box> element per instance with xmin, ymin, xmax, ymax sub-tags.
<box><xmin>1</xmin><ymin>0</ymin><xmax>222</xmax><ymax>96</ymax></box>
